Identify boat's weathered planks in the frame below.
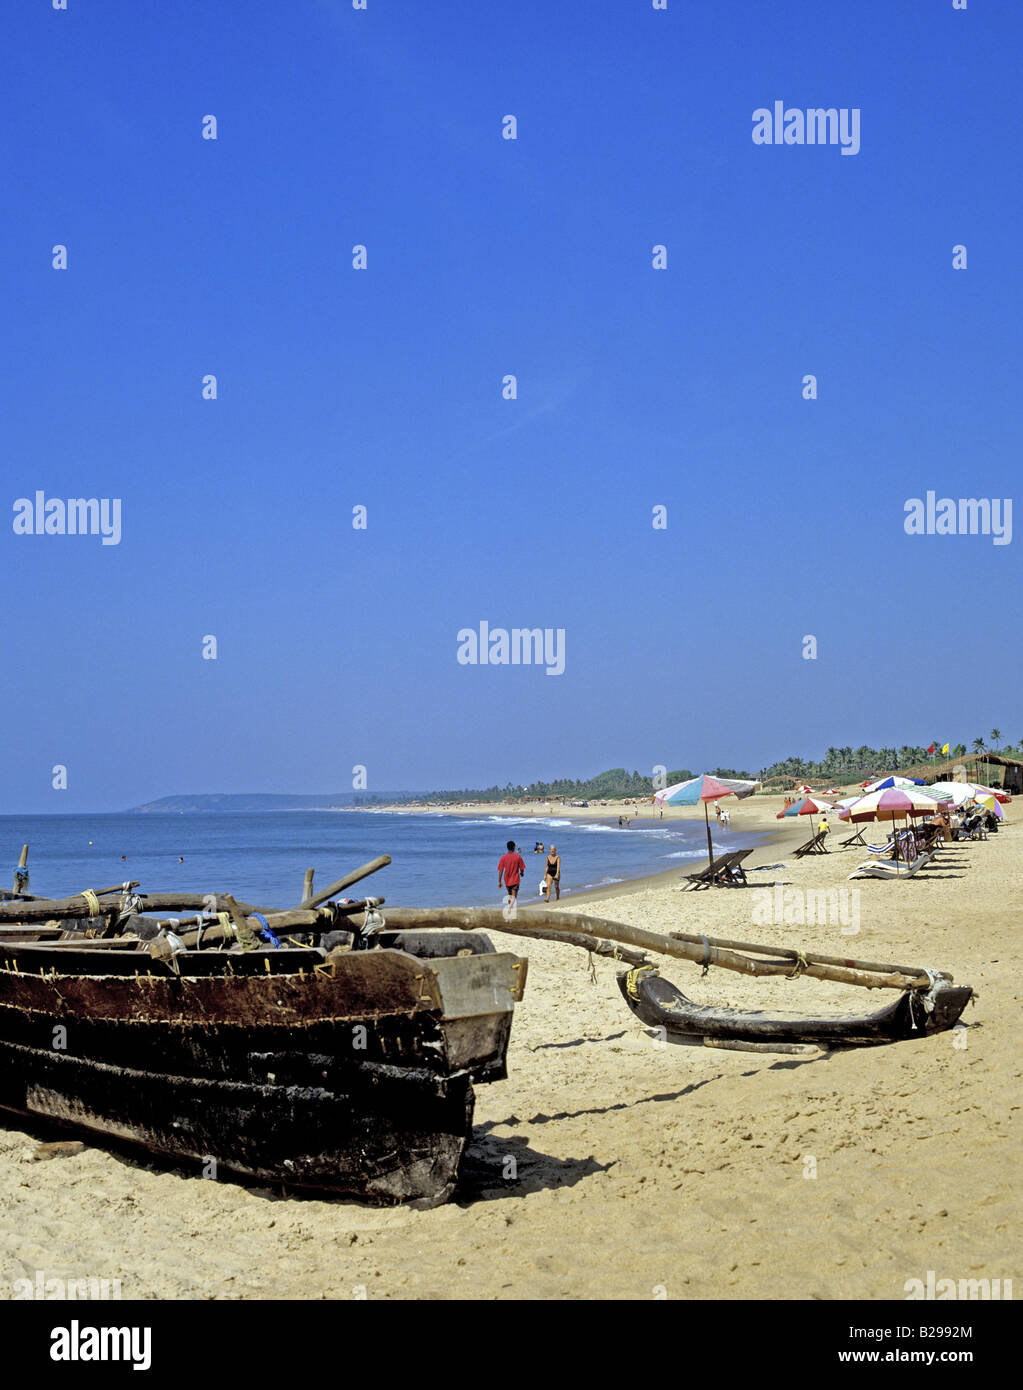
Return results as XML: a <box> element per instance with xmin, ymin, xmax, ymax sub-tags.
<box><xmin>0</xmin><ymin>940</ymin><xmax>526</xmax><ymax>1204</ymax></box>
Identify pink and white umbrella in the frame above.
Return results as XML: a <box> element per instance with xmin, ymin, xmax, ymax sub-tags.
<box><xmin>839</xmin><ymin>787</ymin><xmax>946</xmax><ymax>823</ymax></box>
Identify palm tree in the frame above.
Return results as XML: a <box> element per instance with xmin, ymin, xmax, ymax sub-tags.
<box><xmin>990</xmin><ymin>728</ymin><xmax>1002</xmax><ymax>750</ymax></box>
<box><xmin>972</xmin><ymin>737</ymin><xmax>985</xmax><ymax>754</ymax></box>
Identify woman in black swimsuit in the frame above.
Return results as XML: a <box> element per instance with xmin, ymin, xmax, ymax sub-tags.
<box><xmin>543</xmin><ymin>847</ymin><xmax>561</xmax><ymax>901</ymax></box>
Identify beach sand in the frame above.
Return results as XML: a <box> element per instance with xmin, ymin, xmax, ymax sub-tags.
<box><xmin>1</xmin><ymin>796</ymin><xmax>1018</xmax><ymax>1301</ymax></box>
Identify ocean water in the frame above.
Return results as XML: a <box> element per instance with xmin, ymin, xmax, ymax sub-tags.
<box><xmin>0</xmin><ymin>810</ymin><xmax>765</xmax><ymax>910</ymax></box>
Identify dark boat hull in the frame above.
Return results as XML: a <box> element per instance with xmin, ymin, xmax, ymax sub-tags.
<box><xmin>0</xmin><ymin>942</ymin><xmax>526</xmax><ymax>1204</ymax></box>
<box><xmin>617</xmin><ymin>969</ymin><xmax>973</xmax><ymax>1047</ymax></box>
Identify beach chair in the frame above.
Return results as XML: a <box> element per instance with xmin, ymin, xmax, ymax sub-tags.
<box><xmin>840</xmin><ymin>826</ymin><xmax>867</xmax><ymax>848</ymax></box>
<box><xmin>720</xmin><ymin>848</ymin><xmax>752</xmax><ymax>886</ymax></box>
<box><xmin>681</xmin><ymin>852</ymin><xmax>734</xmax><ymax>890</ymax></box>
<box><xmin>793</xmin><ymin>830</ymin><xmax>827</xmax><ymax>858</ymax></box>
<box><xmin>960</xmin><ymin>816</ymin><xmax>988</xmax><ymax>841</ymax></box>
<box><xmin>915</xmin><ymin>824</ymin><xmax>943</xmax><ymax>856</ymax></box>
<box><xmin>681</xmin><ymin>850</ymin><xmax>751</xmax><ymax>891</ymax></box>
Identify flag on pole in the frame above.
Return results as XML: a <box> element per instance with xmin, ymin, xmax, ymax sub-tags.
<box><xmin>942</xmin><ymin>742</ymin><xmax>950</xmax><ymax>755</ymax></box>
<box><xmin>927</xmin><ymin>743</ymin><xmax>936</xmax><ymax>755</ymax></box>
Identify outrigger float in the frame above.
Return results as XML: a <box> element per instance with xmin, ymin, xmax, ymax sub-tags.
<box><xmin>0</xmin><ymin>851</ymin><xmax>973</xmax><ymax>1203</ymax></box>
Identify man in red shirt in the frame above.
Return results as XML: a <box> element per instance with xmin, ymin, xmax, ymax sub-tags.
<box><xmin>497</xmin><ymin>840</ymin><xmax>526</xmax><ymax>901</ymax></box>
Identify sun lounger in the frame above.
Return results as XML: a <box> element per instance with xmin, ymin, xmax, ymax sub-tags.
<box><xmin>840</xmin><ymin>826</ymin><xmax>867</xmax><ymax>848</ymax></box>
<box><xmin>681</xmin><ymin>849</ymin><xmax>752</xmax><ymax>890</ymax></box>
<box><xmin>866</xmin><ymin>838</ymin><xmax>897</xmax><ymax>857</ymax></box>
<box><xmin>793</xmin><ymin>830</ymin><xmax>828</xmax><ymax>858</ymax></box>
<box><xmin>848</xmin><ymin>850</ymin><xmax>936</xmax><ymax>880</ymax></box>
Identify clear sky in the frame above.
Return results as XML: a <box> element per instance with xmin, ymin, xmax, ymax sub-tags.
<box><xmin>2</xmin><ymin>1</ymin><xmax>1020</xmax><ymax>813</ymax></box>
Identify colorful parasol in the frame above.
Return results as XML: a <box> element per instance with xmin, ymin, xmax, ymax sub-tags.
<box><xmin>655</xmin><ymin>773</ymin><xmax>757</xmax><ymax>868</ymax></box>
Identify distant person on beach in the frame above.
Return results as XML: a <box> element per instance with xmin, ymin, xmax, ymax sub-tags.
<box><xmin>543</xmin><ymin>846</ymin><xmax>561</xmax><ymax>901</ymax></box>
<box><xmin>534</xmin><ymin>841</ymin><xmax>544</xmax><ymax>854</ymax></box>
<box><xmin>498</xmin><ymin>840</ymin><xmax>526</xmax><ymax>901</ymax></box>
<box><xmin>819</xmin><ymin>814</ymin><xmax>830</xmax><ymax>842</ymax></box>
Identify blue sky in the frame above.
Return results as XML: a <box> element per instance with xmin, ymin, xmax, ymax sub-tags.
<box><xmin>2</xmin><ymin>1</ymin><xmax>1020</xmax><ymax>812</ymax></box>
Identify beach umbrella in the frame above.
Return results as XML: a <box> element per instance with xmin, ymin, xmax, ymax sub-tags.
<box><xmin>779</xmin><ymin>794</ymin><xmax>834</xmax><ymax>837</ymax></box>
<box><xmin>930</xmin><ymin>781</ymin><xmax>1009</xmax><ymax>805</ymax></box>
<box><xmin>972</xmin><ymin>783</ymin><xmax>1011</xmax><ymax>804</ymax></box>
<box><xmin>838</xmin><ymin>787</ymin><xmax>945</xmax><ymax>823</ymax></box>
<box><xmin>845</xmin><ymin>789</ymin><xmax>939</xmax><ymax>817</ymax></box>
<box><xmin>927</xmin><ymin>782</ymin><xmax>976</xmax><ymax>807</ymax></box>
<box><xmin>838</xmin><ymin>787</ymin><xmax>946</xmax><ymax>870</ymax></box>
<box><xmin>974</xmin><ymin>794</ymin><xmax>1004</xmax><ymax>820</ymax></box>
<box><xmin>654</xmin><ymin>773</ymin><xmax>757</xmax><ymax>868</ymax></box>
<box><xmin>863</xmin><ymin>775</ymin><xmax>926</xmax><ymax>792</ymax></box>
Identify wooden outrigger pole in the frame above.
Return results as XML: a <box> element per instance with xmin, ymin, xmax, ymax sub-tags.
<box><xmin>377</xmin><ymin>905</ymin><xmax>948</xmax><ymax>993</ymax></box>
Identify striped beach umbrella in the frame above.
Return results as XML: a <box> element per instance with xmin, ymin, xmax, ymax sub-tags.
<box><xmin>839</xmin><ymin>787</ymin><xmax>945</xmax><ymax>823</ymax></box>
<box><xmin>839</xmin><ymin>786</ymin><xmax>947</xmax><ymax>871</ymax></box>
<box><xmin>930</xmin><ymin>781</ymin><xmax>1010</xmax><ymax>806</ymax></box>
<box><xmin>654</xmin><ymin>773</ymin><xmax>757</xmax><ymax>868</ymax></box>
<box><xmin>778</xmin><ymin>794</ymin><xmax>834</xmax><ymax>838</ymax></box>
<box><xmin>863</xmin><ymin>775</ymin><xmax>926</xmax><ymax>792</ymax></box>
<box><xmin>927</xmin><ymin>782</ymin><xmax>976</xmax><ymax>807</ymax></box>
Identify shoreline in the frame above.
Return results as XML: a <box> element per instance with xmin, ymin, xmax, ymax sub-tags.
<box><xmin>348</xmin><ymin>796</ymin><xmax>806</xmax><ymax>907</ymax></box>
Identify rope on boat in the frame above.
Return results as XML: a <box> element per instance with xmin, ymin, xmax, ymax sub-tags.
<box><xmin>12</xmin><ymin>866</ymin><xmax>29</xmax><ymax>891</ymax></box>
<box><xmin>699</xmin><ymin>936</ymin><xmax>713</xmax><ymax>976</ymax></box>
<box><xmin>79</xmin><ymin>889</ymin><xmax>101</xmax><ymax>918</ymax></box>
<box><xmin>249</xmin><ymin>912</ymin><xmax>281</xmax><ymax>949</ymax></box>
<box><xmin>787</xmin><ymin>950</ymin><xmax>809</xmax><ymax>980</ymax></box>
<box><xmin>115</xmin><ymin>892</ymin><xmax>145</xmax><ymax>932</ymax></box>
<box><xmin>625</xmin><ymin>964</ymin><xmax>657</xmax><ymax>1000</ymax></box>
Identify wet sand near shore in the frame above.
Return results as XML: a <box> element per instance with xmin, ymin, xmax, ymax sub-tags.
<box><xmin>1</xmin><ymin>796</ymin><xmax>1017</xmax><ymax>1301</ymax></box>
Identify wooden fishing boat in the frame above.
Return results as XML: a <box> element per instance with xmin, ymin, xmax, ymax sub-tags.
<box><xmin>615</xmin><ymin>966</ymin><xmax>973</xmax><ymax>1047</ymax></box>
<box><xmin>0</xmin><ymin>861</ymin><xmax>527</xmax><ymax>1206</ymax></box>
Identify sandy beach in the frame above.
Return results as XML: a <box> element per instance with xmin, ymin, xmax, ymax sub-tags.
<box><xmin>1</xmin><ymin>794</ymin><xmax>1017</xmax><ymax>1301</ymax></box>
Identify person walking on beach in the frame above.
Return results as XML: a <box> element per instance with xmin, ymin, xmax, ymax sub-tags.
<box><xmin>498</xmin><ymin>840</ymin><xmax>526</xmax><ymax>902</ymax></box>
<box><xmin>543</xmin><ymin>846</ymin><xmax>561</xmax><ymax>902</ymax></box>
<box><xmin>819</xmin><ymin>813</ymin><xmax>830</xmax><ymax>845</ymax></box>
